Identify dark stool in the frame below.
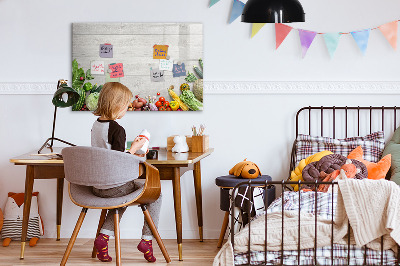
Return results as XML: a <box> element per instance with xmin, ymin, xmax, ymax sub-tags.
<box><xmin>215</xmin><ymin>175</ymin><xmax>275</xmax><ymax>248</ymax></box>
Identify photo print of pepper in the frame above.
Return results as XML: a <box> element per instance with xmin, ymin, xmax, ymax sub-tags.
<box><xmin>71</xmin><ymin>23</ymin><xmax>203</xmax><ymax>111</ymax></box>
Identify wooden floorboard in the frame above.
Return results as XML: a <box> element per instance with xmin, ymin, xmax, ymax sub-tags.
<box><xmin>0</xmin><ymin>239</ymin><xmax>221</xmax><ymax>265</ymax></box>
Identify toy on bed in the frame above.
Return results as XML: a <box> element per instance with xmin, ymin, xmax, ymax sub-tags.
<box><xmin>348</xmin><ymin>146</ymin><xmax>391</xmax><ymax>180</ymax></box>
<box><xmin>229</xmin><ymin>159</ymin><xmax>261</xmax><ymax>179</ymax></box>
<box><xmin>1</xmin><ymin>192</ymin><xmax>44</xmax><ymax>247</ymax></box>
<box><xmin>289</xmin><ymin>150</ymin><xmax>333</xmax><ymax>191</ymax></box>
<box><xmin>301</xmin><ymin>154</ymin><xmax>368</xmax><ymax>191</ymax></box>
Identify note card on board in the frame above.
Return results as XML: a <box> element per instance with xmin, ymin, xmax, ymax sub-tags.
<box><xmin>172</xmin><ymin>63</ymin><xmax>186</xmax><ymax>77</ymax></box>
<box><xmin>153</xmin><ymin>45</ymin><xmax>169</xmax><ymax>59</ymax></box>
<box><xmin>109</xmin><ymin>63</ymin><xmax>124</xmax><ymax>78</ymax></box>
<box><xmin>150</xmin><ymin>68</ymin><xmax>165</xmax><ymax>82</ymax></box>
<box><xmin>105</xmin><ymin>73</ymin><xmax>120</xmax><ymax>82</ymax></box>
<box><xmin>91</xmin><ymin>61</ymin><xmax>105</xmax><ymax>75</ymax></box>
<box><xmin>99</xmin><ymin>43</ymin><xmax>113</xmax><ymax>58</ymax></box>
<box><xmin>159</xmin><ymin>58</ymin><xmax>174</xmax><ymax>71</ymax></box>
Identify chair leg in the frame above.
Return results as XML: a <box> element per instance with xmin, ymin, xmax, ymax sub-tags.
<box><xmin>60</xmin><ymin>208</ymin><xmax>88</xmax><ymax>266</ymax></box>
<box><xmin>217</xmin><ymin>211</ymin><xmax>230</xmax><ymax>248</ymax></box>
<box><xmin>141</xmin><ymin>205</ymin><xmax>171</xmax><ymax>263</ymax></box>
<box><xmin>114</xmin><ymin>209</ymin><xmax>121</xmax><ymax>266</ymax></box>
<box><xmin>91</xmin><ymin>209</ymin><xmax>108</xmax><ymax>258</ymax></box>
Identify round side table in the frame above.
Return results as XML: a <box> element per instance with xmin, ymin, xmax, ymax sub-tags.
<box><xmin>215</xmin><ymin>175</ymin><xmax>275</xmax><ymax>248</ymax></box>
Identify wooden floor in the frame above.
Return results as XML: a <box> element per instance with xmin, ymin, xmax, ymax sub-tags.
<box><xmin>0</xmin><ymin>239</ymin><xmax>221</xmax><ymax>265</ymax></box>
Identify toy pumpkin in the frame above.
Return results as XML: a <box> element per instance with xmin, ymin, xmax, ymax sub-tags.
<box><xmin>229</xmin><ymin>159</ymin><xmax>261</xmax><ymax>179</ymax></box>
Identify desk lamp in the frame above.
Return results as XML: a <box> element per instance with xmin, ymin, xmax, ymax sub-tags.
<box><xmin>38</xmin><ymin>79</ymin><xmax>80</xmax><ymax>154</ymax></box>
<box><xmin>241</xmin><ymin>0</ymin><xmax>305</xmax><ymax>23</ymax></box>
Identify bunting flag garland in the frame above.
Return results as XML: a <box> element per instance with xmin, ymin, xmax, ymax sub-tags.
<box><xmin>207</xmin><ymin>3</ymin><xmax>400</xmax><ymax>58</ymax></box>
<box><xmin>275</xmin><ymin>23</ymin><xmax>293</xmax><ymax>49</ymax></box>
<box><xmin>378</xmin><ymin>21</ymin><xmax>398</xmax><ymax>50</ymax></box>
<box><xmin>229</xmin><ymin>0</ymin><xmax>245</xmax><ymax>24</ymax></box>
<box><xmin>251</xmin><ymin>23</ymin><xmax>266</xmax><ymax>38</ymax></box>
<box><xmin>323</xmin><ymin>33</ymin><xmax>341</xmax><ymax>58</ymax></box>
<box><xmin>209</xmin><ymin>0</ymin><xmax>220</xmax><ymax>8</ymax></box>
<box><xmin>298</xmin><ymin>30</ymin><xmax>317</xmax><ymax>58</ymax></box>
<box><xmin>351</xmin><ymin>29</ymin><xmax>370</xmax><ymax>55</ymax></box>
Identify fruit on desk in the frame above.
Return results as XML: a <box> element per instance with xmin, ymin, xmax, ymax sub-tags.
<box><xmin>170</xmin><ymin>101</ymin><xmax>179</xmax><ymax>111</ymax></box>
<box><xmin>166</xmin><ymin>106</ymin><xmax>172</xmax><ymax>111</ymax></box>
<box><xmin>157</xmin><ymin>92</ymin><xmax>160</xmax><ymax>96</ymax></box>
<box><xmin>163</xmin><ymin>101</ymin><xmax>169</xmax><ymax>107</ymax></box>
<box><xmin>155</xmin><ymin>101</ymin><xmax>162</xmax><ymax>107</ymax></box>
<box><xmin>158</xmin><ymin>106</ymin><xmax>166</xmax><ymax>111</ymax></box>
<box><xmin>159</xmin><ymin>96</ymin><xmax>165</xmax><ymax>102</ymax></box>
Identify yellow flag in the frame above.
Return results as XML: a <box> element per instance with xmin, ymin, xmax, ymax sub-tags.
<box><xmin>251</xmin><ymin>23</ymin><xmax>266</xmax><ymax>38</ymax></box>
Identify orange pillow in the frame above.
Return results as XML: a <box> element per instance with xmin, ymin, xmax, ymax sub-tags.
<box><xmin>347</xmin><ymin>146</ymin><xmax>391</xmax><ymax>180</ymax></box>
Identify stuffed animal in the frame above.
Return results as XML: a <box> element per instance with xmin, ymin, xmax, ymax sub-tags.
<box><xmin>229</xmin><ymin>159</ymin><xmax>261</xmax><ymax>179</ymax></box>
<box><xmin>0</xmin><ymin>208</ymin><xmax>3</xmax><ymax>232</ymax></box>
<box><xmin>1</xmin><ymin>192</ymin><xmax>44</xmax><ymax>247</ymax></box>
<box><xmin>172</xmin><ymin>135</ymin><xmax>189</xmax><ymax>153</ymax></box>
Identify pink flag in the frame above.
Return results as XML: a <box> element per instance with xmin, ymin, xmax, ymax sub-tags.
<box><xmin>298</xmin><ymin>29</ymin><xmax>317</xmax><ymax>58</ymax></box>
<box><xmin>275</xmin><ymin>23</ymin><xmax>293</xmax><ymax>49</ymax></box>
<box><xmin>378</xmin><ymin>21</ymin><xmax>398</xmax><ymax>50</ymax></box>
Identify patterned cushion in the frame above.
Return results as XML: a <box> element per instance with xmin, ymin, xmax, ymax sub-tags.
<box><xmin>295</xmin><ymin>131</ymin><xmax>385</xmax><ymax>166</ymax></box>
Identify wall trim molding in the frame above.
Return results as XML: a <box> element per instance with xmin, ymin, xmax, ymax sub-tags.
<box><xmin>1</xmin><ymin>81</ymin><xmax>400</xmax><ymax>95</ymax></box>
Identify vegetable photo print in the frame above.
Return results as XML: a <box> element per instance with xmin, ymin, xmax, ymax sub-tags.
<box><xmin>71</xmin><ymin>23</ymin><xmax>204</xmax><ymax>111</ymax></box>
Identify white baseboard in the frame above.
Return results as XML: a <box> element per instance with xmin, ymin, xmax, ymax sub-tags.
<box><xmin>1</xmin><ymin>81</ymin><xmax>400</xmax><ymax>94</ymax></box>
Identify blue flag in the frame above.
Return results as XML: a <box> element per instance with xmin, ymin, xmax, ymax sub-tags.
<box><xmin>351</xmin><ymin>29</ymin><xmax>371</xmax><ymax>55</ymax></box>
<box><xmin>229</xmin><ymin>0</ymin><xmax>245</xmax><ymax>24</ymax></box>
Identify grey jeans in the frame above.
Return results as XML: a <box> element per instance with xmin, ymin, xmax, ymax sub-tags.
<box><xmin>92</xmin><ymin>180</ymin><xmax>162</xmax><ymax>240</ymax></box>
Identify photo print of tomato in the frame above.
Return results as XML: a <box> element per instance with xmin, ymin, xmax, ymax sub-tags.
<box><xmin>71</xmin><ymin>23</ymin><xmax>203</xmax><ymax>111</ymax></box>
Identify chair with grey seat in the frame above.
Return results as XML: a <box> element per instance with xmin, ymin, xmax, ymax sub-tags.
<box><xmin>60</xmin><ymin>146</ymin><xmax>171</xmax><ymax>265</ymax></box>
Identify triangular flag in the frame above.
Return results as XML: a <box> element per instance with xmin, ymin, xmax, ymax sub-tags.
<box><xmin>209</xmin><ymin>0</ymin><xmax>220</xmax><ymax>7</ymax></box>
<box><xmin>275</xmin><ymin>23</ymin><xmax>293</xmax><ymax>49</ymax></box>
<box><xmin>298</xmin><ymin>29</ymin><xmax>317</xmax><ymax>58</ymax></box>
<box><xmin>351</xmin><ymin>29</ymin><xmax>370</xmax><ymax>55</ymax></box>
<box><xmin>251</xmin><ymin>23</ymin><xmax>266</xmax><ymax>38</ymax></box>
<box><xmin>229</xmin><ymin>0</ymin><xmax>245</xmax><ymax>24</ymax></box>
<box><xmin>378</xmin><ymin>21</ymin><xmax>398</xmax><ymax>50</ymax></box>
<box><xmin>323</xmin><ymin>33</ymin><xmax>341</xmax><ymax>58</ymax></box>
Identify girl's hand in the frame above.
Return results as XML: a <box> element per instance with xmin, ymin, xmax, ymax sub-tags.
<box><xmin>129</xmin><ymin>137</ymin><xmax>147</xmax><ymax>155</ymax></box>
<box><xmin>134</xmin><ymin>148</ymin><xmax>149</xmax><ymax>157</ymax></box>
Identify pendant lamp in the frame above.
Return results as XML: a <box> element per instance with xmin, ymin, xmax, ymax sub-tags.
<box><xmin>242</xmin><ymin>0</ymin><xmax>305</xmax><ymax>23</ymax></box>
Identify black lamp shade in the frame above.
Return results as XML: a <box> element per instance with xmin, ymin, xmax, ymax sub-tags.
<box><xmin>242</xmin><ymin>0</ymin><xmax>305</xmax><ymax>23</ymax></box>
<box><xmin>52</xmin><ymin>85</ymin><xmax>80</xmax><ymax>108</ymax></box>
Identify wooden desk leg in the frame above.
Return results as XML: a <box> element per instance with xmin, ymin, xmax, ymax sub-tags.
<box><xmin>172</xmin><ymin>167</ymin><xmax>183</xmax><ymax>261</ymax></box>
<box><xmin>193</xmin><ymin>161</ymin><xmax>203</xmax><ymax>242</ymax></box>
<box><xmin>56</xmin><ymin>178</ymin><xmax>64</xmax><ymax>241</ymax></box>
<box><xmin>20</xmin><ymin>165</ymin><xmax>35</xmax><ymax>259</ymax></box>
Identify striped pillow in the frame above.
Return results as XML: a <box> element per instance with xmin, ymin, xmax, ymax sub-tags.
<box><xmin>294</xmin><ymin>131</ymin><xmax>385</xmax><ymax>166</ymax></box>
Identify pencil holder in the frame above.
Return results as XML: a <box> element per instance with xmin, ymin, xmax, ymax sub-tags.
<box><xmin>191</xmin><ymin>135</ymin><xmax>209</xmax><ymax>153</ymax></box>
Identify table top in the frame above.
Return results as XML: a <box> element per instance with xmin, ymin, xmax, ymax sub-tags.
<box><xmin>10</xmin><ymin>147</ymin><xmax>214</xmax><ymax>166</ymax></box>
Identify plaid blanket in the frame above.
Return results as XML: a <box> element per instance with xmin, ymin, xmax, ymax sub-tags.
<box><xmin>234</xmin><ymin>191</ymin><xmax>397</xmax><ymax>265</ymax></box>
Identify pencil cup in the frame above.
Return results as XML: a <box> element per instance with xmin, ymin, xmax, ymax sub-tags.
<box><xmin>191</xmin><ymin>135</ymin><xmax>209</xmax><ymax>153</ymax></box>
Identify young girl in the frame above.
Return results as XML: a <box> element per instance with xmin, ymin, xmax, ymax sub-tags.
<box><xmin>91</xmin><ymin>82</ymin><xmax>162</xmax><ymax>263</ymax></box>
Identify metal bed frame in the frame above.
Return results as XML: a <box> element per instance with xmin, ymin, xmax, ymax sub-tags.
<box><xmin>230</xmin><ymin>106</ymin><xmax>400</xmax><ymax>266</ymax></box>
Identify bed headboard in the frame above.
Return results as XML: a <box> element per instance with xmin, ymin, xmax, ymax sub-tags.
<box><xmin>290</xmin><ymin>106</ymin><xmax>400</xmax><ymax>179</ymax></box>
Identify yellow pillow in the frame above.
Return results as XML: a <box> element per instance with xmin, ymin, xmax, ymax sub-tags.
<box><xmin>290</xmin><ymin>150</ymin><xmax>333</xmax><ymax>191</ymax></box>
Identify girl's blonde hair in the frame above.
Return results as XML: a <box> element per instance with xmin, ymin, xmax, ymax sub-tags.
<box><xmin>93</xmin><ymin>82</ymin><xmax>133</xmax><ymax>120</ymax></box>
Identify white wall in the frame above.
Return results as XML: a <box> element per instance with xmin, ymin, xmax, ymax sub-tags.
<box><xmin>1</xmin><ymin>0</ymin><xmax>400</xmax><ymax>240</ymax></box>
